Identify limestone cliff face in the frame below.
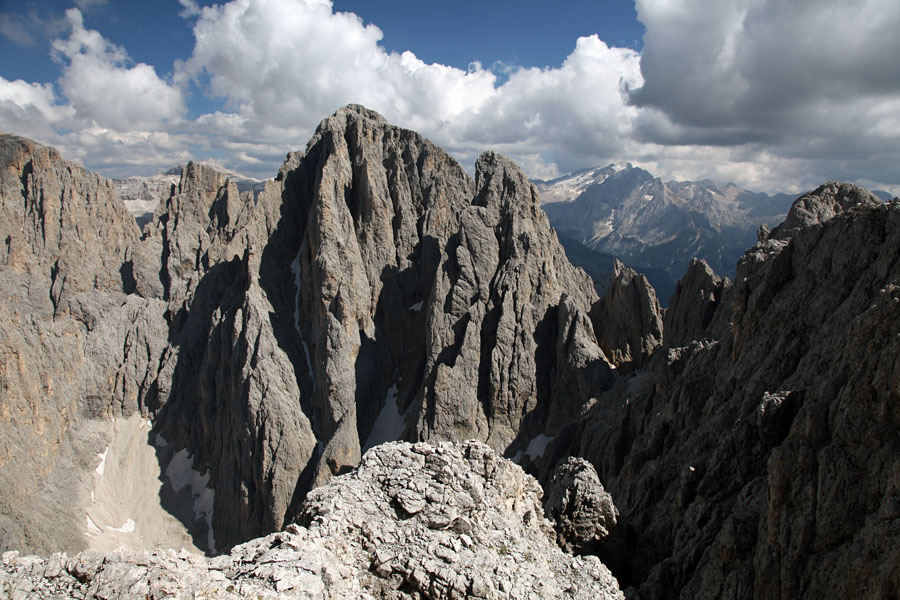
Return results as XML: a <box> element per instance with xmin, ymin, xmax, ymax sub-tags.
<box><xmin>0</xmin><ymin>135</ymin><xmax>163</xmax><ymax>554</ymax></box>
<box><xmin>416</xmin><ymin>150</ymin><xmax>609</xmax><ymax>453</ymax></box>
<box><xmin>550</xmin><ymin>187</ymin><xmax>900</xmax><ymax>598</ymax></box>
<box><xmin>0</xmin><ymin>134</ymin><xmax>138</xmax><ymax>311</ymax></box>
<box><xmin>289</xmin><ymin>106</ymin><xmax>476</xmax><ymax>486</ymax></box>
<box><xmin>146</xmin><ymin>105</ymin><xmax>615</xmax><ymax>549</ymax></box>
<box><xmin>287</xmin><ymin>106</ymin><xmax>612</xmax><ymax>486</ymax></box>
<box><xmin>589</xmin><ymin>259</ymin><xmax>664</xmax><ymax>372</ymax></box>
<box><xmin>0</xmin><ymin>106</ymin><xmax>616</xmax><ymax>556</ymax></box>
<box><xmin>662</xmin><ymin>257</ymin><xmax>729</xmax><ymax>348</ymax></box>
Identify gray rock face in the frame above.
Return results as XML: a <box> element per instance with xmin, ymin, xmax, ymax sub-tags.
<box><xmin>771</xmin><ymin>180</ymin><xmax>881</xmax><ymax>239</ymax></box>
<box><xmin>3</xmin><ymin>110</ymin><xmax>899</xmax><ymax>600</ymax></box>
<box><xmin>416</xmin><ymin>150</ymin><xmax>609</xmax><ymax>454</ymax></box>
<box><xmin>589</xmin><ymin>260</ymin><xmax>663</xmax><ymax>372</ymax></box>
<box><xmin>663</xmin><ymin>258</ymin><xmax>730</xmax><ymax>348</ymax></box>
<box><xmin>113</xmin><ymin>164</ymin><xmax>266</xmax><ymax>230</ymax></box>
<box><xmin>561</xmin><ymin>190</ymin><xmax>900</xmax><ymax>598</ymax></box>
<box><xmin>0</xmin><ymin>441</ymin><xmax>624</xmax><ymax>600</ymax></box>
<box><xmin>291</xmin><ymin>106</ymin><xmax>477</xmax><ymax>486</ymax></box>
<box><xmin>136</xmin><ymin>159</ymin><xmax>318</xmax><ymax>553</ymax></box>
<box><xmin>0</xmin><ymin>134</ymin><xmax>139</xmax><ymax>312</ymax></box>
<box><xmin>286</xmin><ymin>106</ymin><xmax>612</xmax><ymax>489</ymax></box>
<box><xmin>0</xmin><ymin>134</ymin><xmax>166</xmax><ymax>555</ymax></box>
<box><xmin>544</xmin><ymin>457</ymin><xmax>619</xmax><ymax>556</ymax></box>
<box><xmin>1</xmin><ymin>106</ymin><xmax>617</xmax><ymax>556</ymax></box>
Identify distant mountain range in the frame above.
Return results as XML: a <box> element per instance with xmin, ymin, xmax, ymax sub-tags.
<box><xmin>113</xmin><ymin>163</ymin><xmax>268</xmax><ymax>227</ymax></box>
<box><xmin>115</xmin><ymin>161</ymin><xmax>892</xmax><ymax>308</ymax></box>
<box><xmin>537</xmin><ymin>164</ymin><xmax>895</xmax><ymax>305</ymax></box>
<box><xmin>535</xmin><ymin>164</ymin><xmax>798</xmax><ymax>303</ymax></box>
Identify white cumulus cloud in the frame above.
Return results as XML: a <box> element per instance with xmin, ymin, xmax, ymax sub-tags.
<box><xmin>0</xmin><ymin>9</ymin><xmax>193</xmax><ymax>175</ymax></box>
<box><xmin>175</xmin><ymin>0</ymin><xmax>497</xmax><ymax>146</ymax></box>
<box><xmin>51</xmin><ymin>9</ymin><xmax>186</xmax><ymax>132</ymax></box>
<box><xmin>173</xmin><ymin>0</ymin><xmax>641</xmax><ymax>178</ymax></box>
<box><xmin>0</xmin><ymin>0</ymin><xmax>897</xmax><ymax>194</ymax></box>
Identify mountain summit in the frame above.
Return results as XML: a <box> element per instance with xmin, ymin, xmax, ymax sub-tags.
<box><xmin>538</xmin><ymin>164</ymin><xmax>796</xmax><ymax>284</ymax></box>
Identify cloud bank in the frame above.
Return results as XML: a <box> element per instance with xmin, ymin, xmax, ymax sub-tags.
<box><xmin>0</xmin><ymin>0</ymin><xmax>897</xmax><ymax>195</ymax></box>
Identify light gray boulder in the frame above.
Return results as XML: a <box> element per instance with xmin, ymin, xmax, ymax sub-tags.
<box><xmin>0</xmin><ymin>441</ymin><xmax>624</xmax><ymax>600</ymax></box>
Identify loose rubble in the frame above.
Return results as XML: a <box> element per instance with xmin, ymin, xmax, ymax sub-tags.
<box><xmin>0</xmin><ymin>441</ymin><xmax>623</xmax><ymax>600</ymax></box>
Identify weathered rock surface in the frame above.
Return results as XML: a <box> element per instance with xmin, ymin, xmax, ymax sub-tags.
<box><xmin>589</xmin><ymin>260</ymin><xmax>663</xmax><ymax>372</ymax></box>
<box><xmin>0</xmin><ymin>134</ymin><xmax>170</xmax><ymax>555</ymax></box>
<box><xmin>771</xmin><ymin>180</ymin><xmax>881</xmax><ymax>240</ymax></box>
<box><xmin>136</xmin><ymin>159</ymin><xmax>318</xmax><ymax>553</ymax></box>
<box><xmin>3</xmin><ymin>110</ymin><xmax>899</xmax><ymax>600</ymax></box>
<box><xmin>1</xmin><ymin>106</ymin><xmax>617</xmax><ymax>556</ymax></box>
<box><xmin>662</xmin><ymin>258</ymin><xmax>729</xmax><ymax>348</ymax></box>
<box><xmin>555</xmin><ymin>189</ymin><xmax>900</xmax><ymax>598</ymax></box>
<box><xmin>544</xmin><ymin>457</ymin><xmax>619</xmax><ymax>556</ymax></box>
<box><xmin>0</xmin><ymin>441</ymin><xmax>623</xmax><ymax>599</ymax></box>
<box><xmin>0</xmin><ymin>134</ymin><xmax>139</xmax><ymax>311</ymax></box>
<box><xmin>285</xmin><ymin>106</ymin><xmax>613</xmax><ymax>489</ymax></box>
<box><xmin>113</xmin><ymin>163</ymin><xmax>266</xmax><ymax>229</ymax></box>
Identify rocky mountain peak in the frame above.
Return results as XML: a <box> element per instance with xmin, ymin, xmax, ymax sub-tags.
<box><xmin>589</xmin><ymin>259</ymin><xmax>663</xmax><ymax>371</ymax></box>
<box><xmin>289</xmin><ymin>104</ymin><xmax>607</xmax><ymax>484</ymax></box>
<box><xmin>541</xmin><ymin>163</ymin><xmax>797</xmax><ymax>290</ymax></box>
<box><xmin>0</xmin><ymin>133</ymin><xmax>139</xmax><ymax>311</ymax></box>
<box><xmin>474</xmin><ymin>150</ymin><xmax>540</xmax><ymax>211</ymax></box>
<box><xmin>0</xmin><ymin>133</ymin><xmax>50</xmax><ymax>173</ymax></box>
<box><xmin>771</xmin><ymin>180</ymin><xmax>883</xmax><ymax>240</ymax></box>
<box><xmin>663</xmin><ymin>258</ymin><xmax>730</xmax><ymax>348</ymax></box>
<box><xmin>176</xmin><ymin>160</ymin><xmax>230</xmax><ymax>196</ymax></box>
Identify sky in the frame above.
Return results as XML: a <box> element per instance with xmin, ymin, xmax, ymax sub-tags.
<box><xmin>0</xmin><ymin>0</ymin><xmax>898</xmax><ymax>195</ymax></box>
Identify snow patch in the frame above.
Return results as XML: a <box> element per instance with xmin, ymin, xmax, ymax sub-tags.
<box><xmin>106</xmin><ymin>518</ymin><xmax>136</xmax><ymax>533</ymax></box>
<box><xmin>164</xmin><ymin>445</ymin><xmax>216</xmax><ymax>552</ymax></box>
<box><xmin>95</xmin><ymin>446</ymin><xmax>109</xmax><ymax>475</ymax></box>
<box><xmin>408</xmin><ymin>301</ymin><xmax>424</xmax><ymax>312</ymax></box>
<box><xmin>291</xmin><ymin>250</ymin><xmax>315</xmax><ymax>386</ymax></box>
<box><xmin>86</xmin><ymin>515</ymin><xmax>101</xmax><ymax>534</ymax></box>
<box><xmin>524</xmin><ymin>434</ymin><xmax>554</xmax><ymax>460</ymax></box>
<box><xmin>363</xmin><ymin>383</ymin><xmax>405</xmax><ymax>452</ymax></box>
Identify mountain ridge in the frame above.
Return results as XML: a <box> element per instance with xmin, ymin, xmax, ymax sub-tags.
<box><xmin>1</xmin><ymin>107</ymin><xmax>898</xmax><ymax>599</ymax></box>
<box><xmin>536</xmin><ymin>163</ymin><xmax>798</xmax><ymax>283</ymax></box>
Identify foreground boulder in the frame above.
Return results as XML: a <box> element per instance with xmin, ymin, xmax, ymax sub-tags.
<box><xmin>0</xmin><ymin>441</ymin><xmax>623</xmax><ymax>600</ymax></box>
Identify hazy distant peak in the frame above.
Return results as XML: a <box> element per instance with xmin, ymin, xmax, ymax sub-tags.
<box><xmin>535</xmin><ymin>162</ymin><xmax>643</xmax><ymax>204</ymax></box>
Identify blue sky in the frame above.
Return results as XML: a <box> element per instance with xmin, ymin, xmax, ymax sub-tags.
<box><xmin>330</xmin><ymin>1</ymin><xmax>645</xmax><ymax>70</ymax></box>
<box><xmin>1</xmin><ymin>0</ymin><xmax>898</xmax><ymax>195</ymax></box>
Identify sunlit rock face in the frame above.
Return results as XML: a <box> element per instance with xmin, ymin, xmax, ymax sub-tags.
<box><xmin>0</xmin><ymin>106</ymin><xmax>615</xmax><ymax>556</ymax></box>
<box><xmin>0</xmin><ymin>441</ymin><xmax>624</xmax><ymax>599</ymax></box>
